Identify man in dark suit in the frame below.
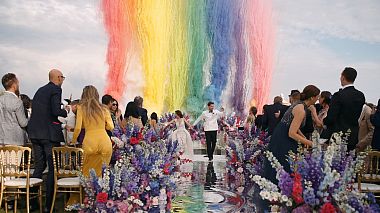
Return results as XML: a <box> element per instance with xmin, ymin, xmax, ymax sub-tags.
<box><xmin>131</xmin><ymin>96</ymin><xmax>148</xmax><ymax>126</ymax></box>
<box><xmin>322</xmin><ymin>67</ymin><xmax>365</xmax><ymax>150</ymax></box>
<box><xmin>262</xmin><ymin>96</ymin><xmax>288</xmax><ymax>135</ymax></box>
<box><xmin>27</xmin><ymin>69</ymin><xmax>68</xmax><ymax>212</ymax></box>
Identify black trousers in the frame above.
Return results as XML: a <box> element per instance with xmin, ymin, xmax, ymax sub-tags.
<box><xmin>31</xmin><ymin>139</ymin><xmax>58</xmax><ymax>211</ymax></box>
<box><xmin>205</xmin><ymin>131</ymin><xmax>217</xmax><ymax>159</ymax></box>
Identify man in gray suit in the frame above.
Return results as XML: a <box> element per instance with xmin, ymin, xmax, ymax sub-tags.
<box><xmin>0</xmin><ymin>73</ymin><xmax>28</xmax><ymax>145</ymax></box>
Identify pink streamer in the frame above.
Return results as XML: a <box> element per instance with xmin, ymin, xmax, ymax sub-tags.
<box><xmin>247</xmin><ymin>0</ymin><xmax>275</xmax><ymax>114</ymax></box>
<box><xmin>101</xmin><ymin>0</ymin><xmax>132</xmax><ymax>101</ymax></box>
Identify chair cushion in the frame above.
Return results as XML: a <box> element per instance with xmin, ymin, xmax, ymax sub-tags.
<box><xmin>354</xmin><ymin>183</ymin><xmax>380</xmax><ymax>191</ymax></box>
<box><xmin>57</xmin><ymin>177</ymin><xmax>80</xmax><ymax>186</ymax></box>
<box><xmin>4</xmin><ymin>178</ymin><xmax>43</xmax><ymax>187</ymax></box>
<box><xmin>363</xmin><ymin>174</ymin><xmax>380</xmax><ymax>179</ymax></box>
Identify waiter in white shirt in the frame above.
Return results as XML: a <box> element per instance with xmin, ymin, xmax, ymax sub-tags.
<box><xmin>193</xmin><ymin>101</ymin><xmax>224</xmax><ymax>161</ymax></box>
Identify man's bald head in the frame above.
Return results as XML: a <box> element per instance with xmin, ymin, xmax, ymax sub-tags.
<box><xmin>49</xmin><ymin>69</ymin><xmax>65</xmax><ymax>86</ymax></box>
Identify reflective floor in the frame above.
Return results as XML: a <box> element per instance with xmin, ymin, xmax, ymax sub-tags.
<box><xmin>172</xmin><ymin>155</ymin><xmax>261</xmax><ymax>213</ymax></box>
<box><xmin>0</xmin><ymin>155</ymin><xmax>264</xmax><ymax>213</ymax></box>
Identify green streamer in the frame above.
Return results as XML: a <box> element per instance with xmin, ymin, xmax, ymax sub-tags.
<box><xmin>185</xmin><ymin>0</ymin><xmax>207</xmax><ymax>116</ymax></box>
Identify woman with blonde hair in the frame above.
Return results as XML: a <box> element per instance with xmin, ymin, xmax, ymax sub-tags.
<box><xmin>72</xmin><ymin>85</ymin><xmax>114</xmax><ymax>176</ymax></box>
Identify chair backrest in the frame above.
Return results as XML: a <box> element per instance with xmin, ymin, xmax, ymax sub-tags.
<box><xmin>0</xmin><ymin>145</ymin><xmax>31</xmax><ymax>179</ymax></box>
<box><xmin>359</xmin><ymin>150</ymin><xmax>380</xmax><ymax>183</ymax></box>
<box><xmin>52</xmin><ymin>146</ymin><xmax>84</xmax><ymax>179</ymax></box>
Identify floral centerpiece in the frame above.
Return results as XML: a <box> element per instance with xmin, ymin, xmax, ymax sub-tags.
<box><xmin>226</xmin><ymin>126</ymin><xmax>269</xmax><ymax>194</ymax></box>
<box><xmin>252</xmin><ymin>133</ymin><xmax>380</xmax><ymax>212</ymax></box>
<box><xmin>67</xmin><ymin>120</ymin><xmax>181</xmax><ymax>212</ymax></box>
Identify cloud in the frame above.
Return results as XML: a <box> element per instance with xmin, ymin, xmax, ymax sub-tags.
<box><xmin>0</xmin><ymin>0</ymin><xmax>379</xmax><ymax>108</ymax></box>
<box><xmin>270</xmin><ymin>0</ymin><xmax>380</xmax><ymax>105</ymax></box>
<box><xmin>273</xmin><ymin>0</ymin><xmax>380</xmax><ymax>43</ymax></box>
<box><xmin>0</xmin><ymin>0</ymin><xmax>107</xmax><ymax>100</ymax></box>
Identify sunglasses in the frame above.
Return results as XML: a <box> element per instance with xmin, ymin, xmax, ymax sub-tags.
<box><xmin>59</xmin><ymin>75</ymin><xmax>66</xmax><ymax>80</ymax></box>
<box><xmin>112</xmin><ymin>103</ymin><xmax>118</xmax><ymax>106</ymax></box>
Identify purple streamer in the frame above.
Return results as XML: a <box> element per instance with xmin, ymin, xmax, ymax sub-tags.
<box><xmin>232</xmin><ymin>3</ymin><xmax>247</xmax><ymax>115</ymax></box>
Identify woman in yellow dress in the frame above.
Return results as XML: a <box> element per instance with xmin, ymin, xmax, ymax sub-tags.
<box><xmin>72</xmin><ymin>85</ymin><xmax>114</xmax><ymax>177</ymax></box>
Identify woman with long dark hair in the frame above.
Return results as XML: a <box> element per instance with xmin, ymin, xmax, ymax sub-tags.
<box><xmin>263</xmin><ymin>85</ymin><xmax>320</xmax><ymax>184</ymax></box>
<box><xmin>122</xmin><ymin>101</ymin><xmax>143</xmax><ymax>129</ymax></box>
<box><xmin>168</xmin><ymin>110</ymin><xmax>194</xmax><ymax>158</ymax></box>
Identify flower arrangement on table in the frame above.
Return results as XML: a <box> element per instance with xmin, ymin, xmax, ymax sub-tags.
<box><xmin>225</xmin><ymin>126</ymin><xmax>269</xmax><ymax>194</ymax></box>
<box><xmin>67</xmin><ymin>121</ymin><xmax>181</xmax><ymax>212</ymax></box>
<box><xmin>252</xmin><ymin>133</ymin><xmax>380</xmax><ymax>213</ymax></box>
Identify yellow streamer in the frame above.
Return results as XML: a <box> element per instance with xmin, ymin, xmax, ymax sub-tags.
<box><xmin>165</xmin><ymin>0</ymin><xmax>189</xmax><ymax>112</ymax></box>
<box><xmin>136</xmin><ymin>0</ymin><xmax>172</xmax><ymax>113</ymax></box>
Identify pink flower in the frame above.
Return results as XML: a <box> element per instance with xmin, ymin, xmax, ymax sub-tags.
<box><xmin>83</xmin><ymin>197</ymin><xmax>89</xmax><ymax>205</ymax></box>
<box><xmin>130</xmin><ymin>137</ymin><xmax>139</xmax><ymax>145</ymax></box>
<box><xmin>96</xmin><ymin>192</ymin><xmax>108</xmax><ymax>203</ymax></box>
<box><xmin>152</xmin><ymin>197</ymin><xmax>159</xmax><ymax>206</ymax></box>
<box><xmin>291</xmin><ymin>173</ymin><xmax>304</xmax><ymax>204</ymax></box>
<box><xmin>118</xmin><ymin>202</ymin><xmax>128</xmax><ymax>212</ymax></box>
<box><xmin>106</xmin><ymin>200</ymin><xmax>114</xmax><ymax>208</ymax></box>
<box><xmin>320</xmin><ymin>202</ymin><xmax>336</xmax><ymax>213</ymax></box>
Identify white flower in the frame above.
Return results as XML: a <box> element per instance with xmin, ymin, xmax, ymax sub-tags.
<box><xmin>133</xmin><ymin>199</ymin><xmax>144</xmax><ymax>206</ymax></box>
<box><xmin>281</xmin><ymin>195</ymin><xmax>288</xmax><ymax>202</ymax></box>
<box><xmin>271</xmin><ymin>205</ymin><xmax>280</xmax><ymax>212</ymax></box>
<box><xmin>260</xmin><ymin>191</ymin><xmax>270</xmax><ymax>200</ymax></box>
<box><xmin>237</xmin><ymin>187</ymin><xmax>244</xmax><ymax>193</ymax></box>
<box><xmin>237</xmin><ymin>167</ymin><xmax>244</xmax><ymax>173</ymax></box>
<box><xmin>146</xmin><ymin>186</ymin><xmax>151</xmax><ymax>191</ymax></box>
<box><xmin>160</xmin><ymin>188</ymin><xmax>166</xmax><ymax>195</ymax></box>
<box><xmin>286</xmin><ymin>200</ymin><xmax>293</xmax><ymax>207</ymax></box>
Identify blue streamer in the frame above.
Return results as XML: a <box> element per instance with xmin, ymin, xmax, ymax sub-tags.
<box><xmin>204</xmin><ymin>0</ymin><xmax>236</xmax><ymax>104</ymax></box>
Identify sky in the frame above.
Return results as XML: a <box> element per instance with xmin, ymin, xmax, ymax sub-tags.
<box><xmin>0</xmin><ymin>0</ymin><xmax>379</xmax><ymax>108</ymax></box>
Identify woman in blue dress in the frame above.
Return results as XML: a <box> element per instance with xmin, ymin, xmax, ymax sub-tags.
<box><xmin>263</xmin><ymin>85</ymin><xmax>320</xmax><ymax>184</ymax></box>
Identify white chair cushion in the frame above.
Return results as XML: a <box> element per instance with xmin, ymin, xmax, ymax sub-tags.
<box><xmin>363</xmin><ymin>174</ymin><xmax>380</xmax><ymax>179</ymax></box>
<box><xmin>4</xmin><ymin>178</ymin><xmax>43</xmax><ymax>187</ymax></box>
<box><xmin>354</xmin><ymin>183</ymin><xmax>380</xmax><ymax>191</ymax></box>
<box><xmin>57</xmin><ymin>177</ymin><xmax>80</xmax><ymax>186</ymax></box>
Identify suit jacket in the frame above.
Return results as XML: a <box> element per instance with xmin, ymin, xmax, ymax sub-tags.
<box><xmin>371</xmin><ymin>104</ymin><xmax>380</xmax><ymax>150</ymax></box>
<box><xmin>138</xmin><ymin>107</ymin><xmax>148</xmax><ymax>126</ymax></box>
<box><xmin>255</xmin><ymin>114</ymin><xmax>264</xmax><ymax>129</ymax></box>
<box><xmin>0</xmin><ymin>92</ymin><xmax>29</xmax><ymax>145</ymax></box>
<box><xmin>262</xmin><ymin>103</ymin><xmax>288</xmax><ymax>135</ymax></box>
<box><xmin>322</xmin><ymin>86</ymin><xmax>365</xmax><ymax>150</ymax></box>
<box><xmin>27</xmin><ymin>82</ymin><xmax>67</xmax><ymax>142</ymax></box>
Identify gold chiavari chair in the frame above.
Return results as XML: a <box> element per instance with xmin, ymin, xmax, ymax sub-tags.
<box><xmin>357</xmin><ymin>150</ymin><xmax>380</xmax><ymax>197</ymax></box>
<box><xmin>0</xmin><ymin>145</ymin><xmax>43</xmax><ymax>213</ymax></box>
<box><xmin>51</xmin><ymin>146</ymin><xmax>83</xmax><ymax>213</ymax></box>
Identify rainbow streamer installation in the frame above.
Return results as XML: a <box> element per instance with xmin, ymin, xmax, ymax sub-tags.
<box><xmin>101</xmin><ymin>0</ymin><xmax>275</xmax><ymax>115</ymax></box>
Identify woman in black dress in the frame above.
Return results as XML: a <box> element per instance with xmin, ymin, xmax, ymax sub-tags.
<box><xmin>263</xmin><ymin>85</ymin><xmax>320</xmax><ymax>184</ymax></box>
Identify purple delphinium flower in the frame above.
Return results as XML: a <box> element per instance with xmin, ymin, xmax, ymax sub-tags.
<box><xmin>303</xmin><ymin>186</ymin><xmax>319</xmax><ymax>206</ymax></box>
<box><xmin>292</xmin><ymin>204</ymin><xmax>312</xmax><ymax>213</ymax></box>
<box><xmin>348</xmin><ymin>196</ymin><xmax>364</xmax><ymax>212</ymax></box>
<box><xmin>278</xmin><ymin>169</ymin><xmax>293</xmax><ymax>197</ymax></box>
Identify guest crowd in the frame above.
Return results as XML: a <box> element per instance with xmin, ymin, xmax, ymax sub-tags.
<box><xmin>0</xmin><ymin>67</ymin><xmax>379</xmax><ymax>212</ymax></box>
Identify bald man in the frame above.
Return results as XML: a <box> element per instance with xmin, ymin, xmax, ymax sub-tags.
<box><xmin>27</xmin><ymin>69</ymin><xmax>68</xmax><ymax>212</ymax></box>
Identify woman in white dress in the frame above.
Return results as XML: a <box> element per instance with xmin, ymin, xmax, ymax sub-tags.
<box><xmin>168</xmin><ymin>110</ymin><xmax>194</xmax><ymax>159</ymax></box>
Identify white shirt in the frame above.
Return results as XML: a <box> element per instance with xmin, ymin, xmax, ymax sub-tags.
<box><xmin>59</xmin><ymin>110</ymin><xmax>76</xmax><ymax>143</ymax></box>
<box><xmin>193</xmin><ymin>110</ymin><xmax>224</xmax><ymax>132</ymax></box>
<box><xmin>342</xmin><ymin>84</ymin><xmax>354</xmax><ymax>89</ymax></box>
